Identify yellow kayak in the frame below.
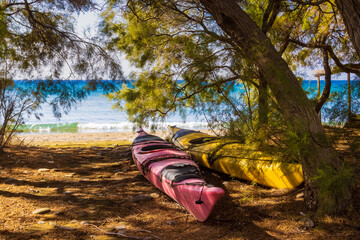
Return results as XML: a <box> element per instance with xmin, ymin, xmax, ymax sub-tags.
<box><xmin>168</xmin><ymin>126</ymin><xmax>304</xmax><ymax>189</ymax></box>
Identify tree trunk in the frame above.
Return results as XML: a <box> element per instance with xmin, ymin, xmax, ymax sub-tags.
<box><xmin>348</xmin><ymin>72</ymin><xmax>352</xmax><ymax>119</ymax></box>
<box><xmin>199</xmin><ymin>0</ymin><xmax>352</xmax><ymax>214</ymax></box>
<box><xmin>258</xmin><ymin>73</ymin><xmax>268</xmax><ymax>126</ymax></box>
<box><xmin>335</xmin><ymin>0</ymin><xmax>360</xmax><ymax>58</ymax></box>
<box><xmin>315</xmin><ymin>49</ymin><xmax>331</xmax><ymax>114</ymax></box>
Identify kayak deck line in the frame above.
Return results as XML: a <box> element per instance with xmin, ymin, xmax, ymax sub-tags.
<box><xmin>168</xmin><ymin>126</ymin><xmax>304</xmax><ymax>189</ymax></box>
<box><xmin>131</xmin><ymin>129</ymin><xmax>225</xmax><ymax>222</ymax></box>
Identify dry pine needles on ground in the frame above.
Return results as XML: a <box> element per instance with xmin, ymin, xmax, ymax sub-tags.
<box><xmin>0</xmin><ymin>129</ymin><xmax>359</xmax><ymax>240</ymax></box>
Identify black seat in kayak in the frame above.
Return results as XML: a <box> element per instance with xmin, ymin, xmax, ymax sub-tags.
<box><xmin>173</xmin><ymin>129</ymin><xmax>200</xmax><ymax>140</ymax></box>
<box><xmin>141</xmin><ymin>144</ymin><xmax>175</xmax><ymax>152</ymax></box>
<box><xmin>140</xmin><ymin>153</ymin><xmax>190</xmax><ymax>173</ymax></box>
<box><xmin>188</xmin><ymin>137</ymin><xmax>219</xmax><ymax>145</ymax></box>
<box><xmin>160</xmin><ymin>163</ymin><xmax>201</xmax><ymax>185</ymax></box>
<box><xmin>133</xmin><ymin>134</ymin><xmax>164</xmax><ymax>144</ymax></box>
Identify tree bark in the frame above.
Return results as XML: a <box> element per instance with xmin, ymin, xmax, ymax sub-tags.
<box><xmin>199</xmin><ymin>0</ymin><xmax>351</xmax><ymax>213</ymax></box>
<box><xmin>348</xmin><ymin>72</ymin><xmax>352</xmax><ymax>120</ymax></box>
<box><xmin>335</xmin><ymin>0</ymin><xmax>360</xmax><ymax>57</ymax></box>
<box><xmin>258</xmin><ymin>73</ymin><xmax>268</xmax><ymax>126</ymax></box>
<box><xmin>258</xmin><ymin>0</ymin><xmax>278</xmax><ymax>127</ymax></box>
<box><xmin>315</xmin><ymin>49</ymin><xmax>331</xmax><ymax>114</ymax></box>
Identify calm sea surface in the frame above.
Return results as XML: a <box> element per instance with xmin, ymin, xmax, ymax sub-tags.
<box><xmin>14</xmin><ymin>80</ymin><xmax>356</xmax><ymax>134</ymax></box>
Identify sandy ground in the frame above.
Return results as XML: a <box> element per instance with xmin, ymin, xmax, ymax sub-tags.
<box><xmin>0</xmin><ymin>127</ymin><xmax>358</xmax><ymax>239</ymax></box>
<box><xmin>17</xmin><ymin>131</ymin><xmax>169</xmax><ymax>147</ymax></box>
<box><xmin>17</xmin><ymin>130</ymin><xmax>217</xmax><ymax>147</ymax></box>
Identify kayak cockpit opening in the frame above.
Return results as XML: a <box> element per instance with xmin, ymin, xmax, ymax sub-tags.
<box><xmin>133</xmin><ymin>134</ymin><xmax>164</xmax><ymax>144</ymax></box>
<box><xmin>160</xmin><ymin>163</ymin><xmax>202</xmax><ymax>186</ymax></box>
<box><xmin>173</xmin><ymin>129</ymin><xmax>200</xmax><ymax>140</ymax></box>
<box><xmin>188</xmin><ymin>137</ymin><xmax>219</xmax><ymax>145</ymax></box>
<box><xmin>140</xmin><ymin>144</ymin><xmax>175</xmax><ymax>152</ymax></box>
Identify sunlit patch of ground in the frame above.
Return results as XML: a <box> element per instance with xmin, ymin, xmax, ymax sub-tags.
<box><xmin>0</xmin><ymin>128</ymin><xmax>358</xmax><ymax>239</ymax></box>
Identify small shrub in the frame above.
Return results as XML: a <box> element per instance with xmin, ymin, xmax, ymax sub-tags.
<box><xmin>0</xmin><ymin>79</ymin><xmax>40</xmax><ymax>151</ymax></box>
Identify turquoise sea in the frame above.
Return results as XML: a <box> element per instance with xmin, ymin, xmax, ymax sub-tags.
<box><xmin>13</xmin><ymin>80</ymin><xmax>358</xmax><ymax>134</ymax></box>
<box><xmin>15</xmin><ymin>80</ymin><xmax>208</xmax><ymax>134</ymax></box>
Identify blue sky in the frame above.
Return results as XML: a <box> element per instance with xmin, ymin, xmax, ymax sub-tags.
<box><xmin>76</xmin><ymin>10</ymin><xmax>134</xmax><ymax>78</ymax></box>
<box><xmin>75</xmin><ymin>10</ymin><xmax>352</xmax><ymax>81</ymax></box>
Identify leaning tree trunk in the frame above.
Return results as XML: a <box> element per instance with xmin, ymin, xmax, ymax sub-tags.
<box><xmin>335</xmin><ymin>0</ymin><xmax>360</xmax><ymax>58</ymax></box>
<box><xmin>199</xmin><ymin>0</ymin><xmax>352</xmax><ymax>214</ymax></box>
<box><xmin>258</xmin><ymin>72</ymin><xmax>268</xmax><ymax>126</ymax></box>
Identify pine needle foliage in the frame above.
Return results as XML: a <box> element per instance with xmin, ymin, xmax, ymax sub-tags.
<box><xmin>0</xmin><ymin>0</ymin><xmax>123</xmax><ymax>80</ymax></box>
<box><xmin>0</xmin><ymin>1</ymin><xmax>124</xmax><ymax>148</ymax></box>
<box><xmin>0</xmin><ymin>79</ymin><xmax>40</xmax><ymax>151</ymax></box>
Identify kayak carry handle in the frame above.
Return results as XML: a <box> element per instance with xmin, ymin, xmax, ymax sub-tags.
<box><xmin>195</xmin><ymin>184</ymin><xmax>205</xmax><ymax>204</ymax></box>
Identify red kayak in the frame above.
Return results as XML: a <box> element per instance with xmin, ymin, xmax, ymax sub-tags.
<box><xmin>132</xmin><ymin>128</ymin><xmax>225</xmax><ymax>222</ymax></box>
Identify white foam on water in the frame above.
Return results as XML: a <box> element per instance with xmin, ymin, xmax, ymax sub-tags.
<box><xmin>78</xmin><ymin>122</ymin><xmax>135</xmax><ymax>131</ymax></box>
<box><xmin>77</xmin><ymin>121</ymin><xmax>209</xmax><ymax>132</ymax></box>
<box><xmin>36</xmin><ymin>127</ymin><xmax>51</xmax><ymax>133</ymax></box>
<box><xmin>156</xmin><ymin>121</ymin><xmax>209</xmax><ymax>130</ymax></box>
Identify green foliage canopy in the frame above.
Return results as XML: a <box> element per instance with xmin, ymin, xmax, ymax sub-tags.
<box><xmin>0</xmin><ymin>0</ymin><xmax>124</xmax><ymax>123</ymax></box>
<box><xmin>102</xmin><ymin>0</ymin><xmax>359</xmax><ymax>132</ymax></box>
<box><xmin>102</xmin><ymin>0</ymin><xmax>264</xmax><ymax>132</ymax></box>
<box><xmin>0</xmin><ymin>0</ymin><xmax>123</xmax><ymax>80</ymax></box>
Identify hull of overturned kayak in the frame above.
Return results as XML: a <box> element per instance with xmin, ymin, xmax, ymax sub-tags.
<box><xmin>131</xmin><ymin>128</ymin><xmax>224</xmax><ymax>222</ymax></box>
<box><xmin>168</xmin><ymin>126</ymin><xmax>304</xmax><ymax>189</ymax></box>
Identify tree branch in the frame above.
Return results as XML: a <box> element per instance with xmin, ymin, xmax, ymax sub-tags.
<box><xmin>262</xmin><ymin>0</ymin><xmax>281</xmax><ymax>33</ymax></box>
<box><xmin>289</xmin><ymin>0</ymin><xmax>330</xmax><ymax>6</ymax></box>
<box><xmin>315</xmin><ymin>48</ymin><xmax>331</xmax><ymax>113</ymax></box>
<box><xmin>288</xmin><ymin>38</ymin><xmax>360</xmax><ymax>76</ymax></box>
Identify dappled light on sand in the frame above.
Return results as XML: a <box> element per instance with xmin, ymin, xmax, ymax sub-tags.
<box><xmin>0</xmin><ymin>128</ymin><xmax>359</xmax><ymax>239</ymax></box>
